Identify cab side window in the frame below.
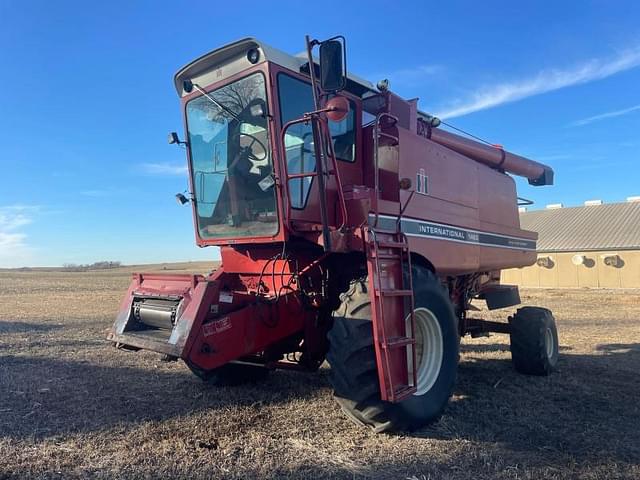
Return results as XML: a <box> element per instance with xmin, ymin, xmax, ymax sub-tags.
<box><xmin>328</xmin><ymin>95</ymin><xmax>356</xmax><ymax>162</ymax></box>
<box><xmin>278</xmin><ymin>74</ymin><xmax>356</xmax><ymax>162</ymax></box>
<box><xmin>278</xmin><ymin>73</ymin><xmax>357</xmax><ymax>208</ymax></box>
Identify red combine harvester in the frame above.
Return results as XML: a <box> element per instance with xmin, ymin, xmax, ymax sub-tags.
<box><xmin>109</xmin><ymin>35</ymin><xmax>558</xmax><ymax>432</ymax></box>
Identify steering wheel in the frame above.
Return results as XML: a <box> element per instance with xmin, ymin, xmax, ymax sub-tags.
<box><xmin>239</xmin><ymin>132</ymin><xmax>268</xmax><ymax>161</ymax></box>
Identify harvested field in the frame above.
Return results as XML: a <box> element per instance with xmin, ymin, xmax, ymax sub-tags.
<box><xmin>0</xmin><ymin>265</ymin><xmax>639</xmax><ymax>479</ymax></box>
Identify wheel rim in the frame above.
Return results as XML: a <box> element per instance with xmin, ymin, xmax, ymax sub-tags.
<box><xmin>408</xmin><ymin>307</ymin><xmax>444</xmax><ymax>396</ymax></box>
<box><xmin>544</xmin><ymin>327</ymin><xmax>555</xmax><ymax>358</ymax></box>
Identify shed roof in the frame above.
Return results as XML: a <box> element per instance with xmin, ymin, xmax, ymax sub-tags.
<box><xmin>521</xmin><ymin>201</ymin><xmax>640</xmax><ymax>252</ymax></box>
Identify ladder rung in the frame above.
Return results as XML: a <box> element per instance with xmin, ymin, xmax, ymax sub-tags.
<box><xmin>287</xmin><ymin>172</ymin><xmax>317</xmax><ymax>179</ymax></box>
<box><xmin>383</xmin><ymin>336</ymin><xmax>415</xmax><ymax>348</ymax></box>
<box><xmin>369</xmin><ymin>227</ymin><xmax>398</xmax><ymax>235</ymax></box>
<box><xmin>378</xmin><ymin>132</ymin><xmax>399</xmax><ymax>144</ymax></box>
<box><xmin>372</xmin><ymin>252</ymin><xmax>401</xmax><ymax>260</ymax></box>
<box><xmin>376</xmin><ymin>240</ymin><xmax>409</xmax><ymax>249</ymax></box>
<box><xmin>377</xmin><ymin>289</ymin><xmax>413</xmax><ymax>297</ymax></box>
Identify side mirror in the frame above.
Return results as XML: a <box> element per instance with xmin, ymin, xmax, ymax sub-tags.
<box><xmin>319</xmin><ymin>39</ymin><xmax>346</xmax><ymax>92</ymax></box>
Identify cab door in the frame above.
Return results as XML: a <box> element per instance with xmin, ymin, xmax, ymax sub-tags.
<box><xmin>273</xmin><ymin>67</ymin><xmax>362</xmax><ymax>230</ymax></box>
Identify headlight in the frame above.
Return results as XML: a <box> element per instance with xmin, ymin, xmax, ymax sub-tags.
<box><xmin>247</xmin><ymin>48</ymin><xmax>260</xmax><ymax>64</ymax></box>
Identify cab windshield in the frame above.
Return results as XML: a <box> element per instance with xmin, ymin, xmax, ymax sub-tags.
<box><xmin>186</xmin><ymin>72</ymin><xmax>277</xmax><ymax>239</ymax></box>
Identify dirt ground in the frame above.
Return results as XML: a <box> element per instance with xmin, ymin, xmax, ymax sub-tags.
<box><xmin>1</xmin><ymin>264</ymin><xmax>639</xmax><ymax>479</ymax></box>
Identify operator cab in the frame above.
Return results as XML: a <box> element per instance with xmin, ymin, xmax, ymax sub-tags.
<box><xmin>173</xmin><ymin>38</ymin><xmax>371</xmax><ymax>247</ymax></box>
<box><xmin>184</xmin><ymin>73</ymin><xmax>276</xmax><ymax>239</ymax></box>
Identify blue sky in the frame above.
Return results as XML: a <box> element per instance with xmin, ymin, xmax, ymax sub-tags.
<box><xmin>1</xmin><ymin>1</ymin><xmax>639</xmax><ymax>267</ymax></box>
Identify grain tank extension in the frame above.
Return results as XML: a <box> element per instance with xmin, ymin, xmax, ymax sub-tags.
<box><xmin>108</xmin><ymin>35</ymin><xmax>558</xmax><ymax>432</ymax></box>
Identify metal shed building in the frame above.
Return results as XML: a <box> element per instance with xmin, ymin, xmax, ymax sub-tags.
<box><xmin>502</xmin><ymin>199</ymin><xmax>640</xmax><ymax>288</ymax></box>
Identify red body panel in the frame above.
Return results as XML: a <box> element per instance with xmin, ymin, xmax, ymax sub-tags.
<box><xmin>389</xmin><ymin>127</ymin><xmax>537</xmax><ymax>274</ymax></box>
<box><xmin>186</xmin><ymin>291</ymin><xmax>306</xmax><ymax>371</ymax></box>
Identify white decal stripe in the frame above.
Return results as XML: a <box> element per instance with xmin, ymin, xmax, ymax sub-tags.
<box><xmin>403</xmin><ymin>232</ymin><xmax>536</xmax><ymax>251</ymax></box>
<box><xmin>370</xmin><ymin>214</ymin><xmax>537</xmax><ymax>251</ymax></box>
<box><xmin>376</xmin><ymin>214</ymin><xmax>536</xmax><ymax>244</ymax></box>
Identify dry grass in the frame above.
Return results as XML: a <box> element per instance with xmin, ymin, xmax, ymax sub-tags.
<box><xmin>0</xmin><ymin>265</ymin><xmax>639</xmax><ymax>479</ymax></box>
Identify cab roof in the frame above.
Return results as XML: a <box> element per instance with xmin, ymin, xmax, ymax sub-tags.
<box><xmin>173</xmin><ymin>37</ymin><xmax>376</xmax><ymax>97</ymax></box>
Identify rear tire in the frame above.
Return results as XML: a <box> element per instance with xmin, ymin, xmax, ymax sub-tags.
<box><xmin>185</xmin><ymin>361</ymin><xmax>269</xmax><ymax>386</ymax></box>
<box><xmin>327</xmin><ymin>266</ymin><xmax>459</xmax><ymax>433</ymax></box>
<box><xmin>510</xmin><ymin>306</ymin><xmax>559</xmax><ymax>375</ymax></box>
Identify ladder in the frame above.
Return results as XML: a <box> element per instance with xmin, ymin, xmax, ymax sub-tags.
<box><xmin>366</xmin><ymin>113</ymin><xmax>417</xmax><ymax>403</ymax></box>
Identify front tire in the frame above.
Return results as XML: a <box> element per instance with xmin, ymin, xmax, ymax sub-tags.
<box><xmin>327</xmin><ymin>266</ymin><xmax>459</xmax><ymax>433</ymax></box>
<box><xmin>510</xmin><ymin>306</ymin><xmax>559</xmax><ymax>375</ymax></box>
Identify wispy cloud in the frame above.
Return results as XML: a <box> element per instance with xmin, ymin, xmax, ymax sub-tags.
<box><xmin>80</xmin><ymin>188</ymin><xmax>132</xmax><ymax>198</ymax></box>
<box><xmin>535</xmin><ymin>154</ymin><xmax>574</xmax><ymax>162</ymax></box>
<box><xmin>0</xmin><ymin>208</ymin><xmax>32</xmax><ymax>231</ymax></box>
<box><xmin>0</xmin><ymin>205</ymin><xmax>38</xmax><ymax>268</ymax></box>
<box><xmin>571</xmin><ymin>158</ymin><xmax>634</xmax><ymax>172</ymax></box>
<box><xmin>568</xmin><ymin>104</ymin><xmax>640</xmax><ymax>127</ymax></box>
<box><xmin>80</xmin><ymin>189</ymin><xmax>112</xmax><ymax>197</ymax></box>
<box><xmin>51</xmin><ymin>171</ymin><xmax>75</xmax><ymax>178</ymax></box>
<box><xmin>139</xmin><ymin>162</ymin><xmax>188</xmax><ymax>176</ymax></box>
<box><xmin>377</xmin><ymin>64</ymin><xmax>444</xmax><ymax>86</ymax></box>
<box><xmin>435</xmin><ymin>47</ymin><xmax>640</xmax><ymax>119</ymax></box>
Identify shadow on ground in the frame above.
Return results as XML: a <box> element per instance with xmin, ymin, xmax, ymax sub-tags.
<box><xmin>0</xmin><ymin>322</ymin><xmax>640</xmax><ymax>478</ymax></box>
<box><xmin>0</xmin><ymin>353</ymin><xmax>322</xmax><ymax>440</ymax></box>
<box><xmin>431</xmin><ymin>341</ymin><xmax>640</xmax><ymax>466</ymax></box>
<box><xmin>0</xmin><ymin>322</ymin><xmax>63</xmax><ymax>334</ymax></box>
<box><xmin>1</xmin><ymin>341</ymin><xmax>639</xmax><ymax>470</ymax></box>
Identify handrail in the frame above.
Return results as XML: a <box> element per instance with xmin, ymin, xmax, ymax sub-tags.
<box><xmin>319</xmin><ymin>119</ymin><xmax>348</xmax><ymax>231</ymax></box>
<box><xmin>372</xmin><ymin>112</ymin><xmax>399</xmax><ymax>229</ymax></box>
<box><xmin>279</xmin><ymin>114</ymin><xmax>348</xmax><ymax>246</ymax></box>
<box><xmin>280</xmin><ymin>117</ymin><xmax>314</xmax><ymax>230</ymax></box>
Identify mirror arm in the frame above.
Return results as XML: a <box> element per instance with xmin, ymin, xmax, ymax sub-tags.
<box><xmin>304</xmin><ymin>35</ymin><xmax>331</xmax><ymax>251</ymax></box>
<box><xmin>302</xmin><ymin>106</ymin><xmax>336</xmax><ymax>117</ymax></box>
<box><xmin>304</xmin><ymin>35</ymin><xmax>322</xmax><ymax>113</ymax></box>
<box><xmin>302</xmin><ymin>97</ymin><xmax>349</xmax><ymax>123</ymax></box>
<box><xmin>168</xmin><ymin>131</ymin><xmax>189</xmax><ymax>146</ymax></box>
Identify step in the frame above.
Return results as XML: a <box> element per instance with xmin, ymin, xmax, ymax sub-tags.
<box><xmin>382</xmin><ymin>336</ymin><xmax>416</xmax><ymax>349</ymax></box>
<box><xmin>376</xmin><ymin>289</ymin><xmax>413</xmax><ymax>297</ymax></box>
<box><xmin>391</xmin><ymin>384</ymin><xmax>417</xmax><ymax>402</ymax></box>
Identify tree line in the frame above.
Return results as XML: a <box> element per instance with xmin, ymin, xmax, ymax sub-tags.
<box><xmin>62</xmin><ymin>261</ymin><xmax>122</xmax><ymax>271</ymax></box>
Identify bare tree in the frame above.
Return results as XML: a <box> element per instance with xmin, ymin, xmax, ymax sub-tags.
<box><xmin>213</xmin><ymin>75</ymin><xmax>263</xmax><ymax>114</ymax></box>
